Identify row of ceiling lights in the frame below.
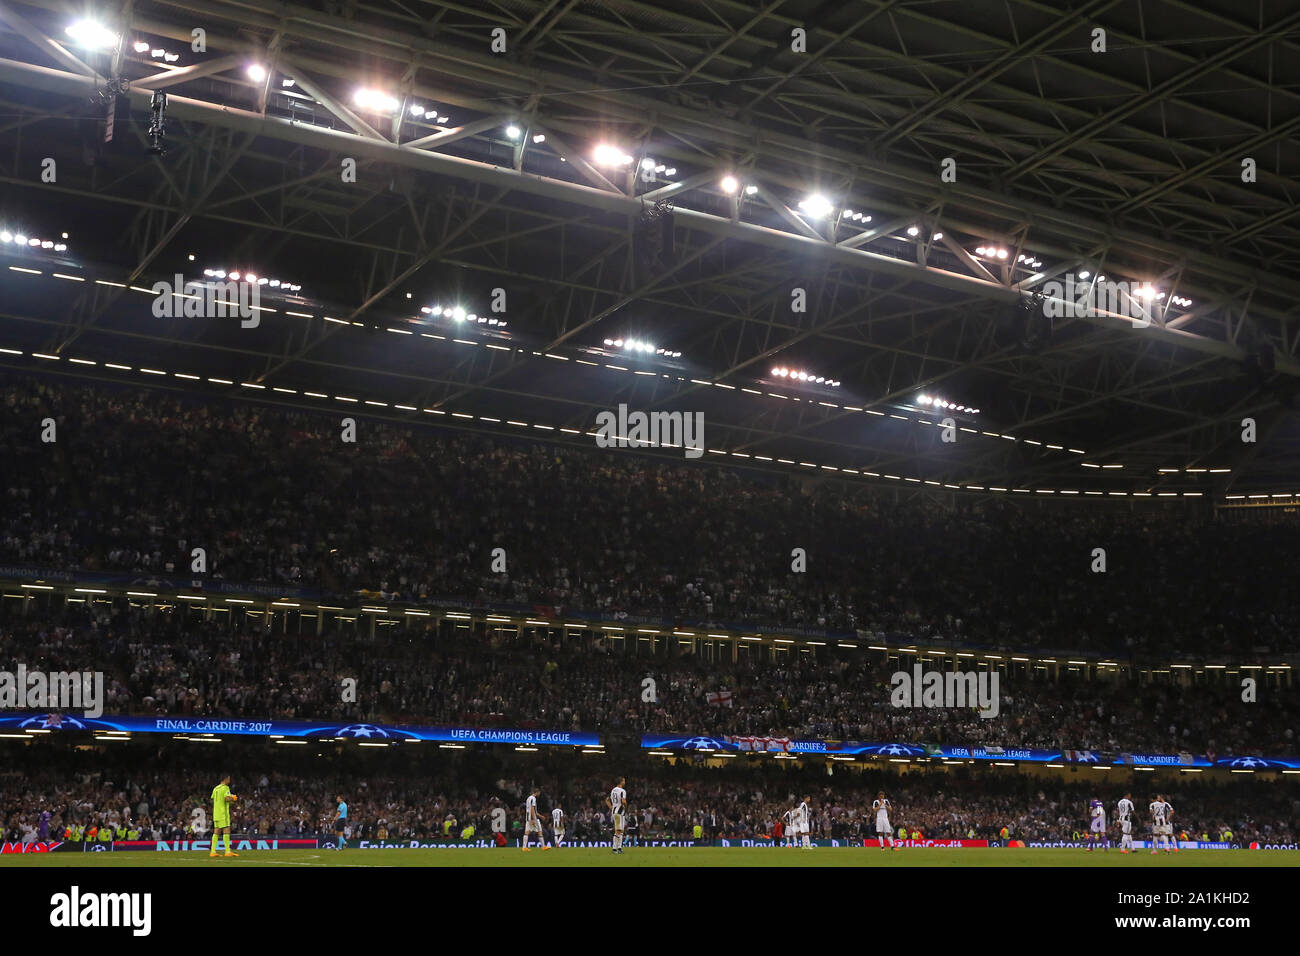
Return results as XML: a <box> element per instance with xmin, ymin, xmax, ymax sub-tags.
<box><xmin>915</xmin><ymin>395</ymin><xmax>980</xmax><ymax>415</ymax></box>
<box><xmin>418</xmin><ymin>305</ymin><xmax>507</xmax><ymax>327</ymax></box>
<box><xmin>0</xmin><ymin>230</ymin><xmax>68</xmax><ymax>252</ymax></box>
<box><xmin>602</xmin><ymin>338</ymin><xmax>681</xmax><ymax>358</ymax></box>
<box><xmin>201</xmin><ymin>269</ymin><xmax>302</xmax><ymax>292</ymax></box>
<box><xmin>68</xmin><ymin>20</ymin><xmax>1190</xmax><ymax>313</ymax></box>
<box><xmin>771</xmin><ymin>367</ymin><xmax>841</xmax><ymax>387</ymax></box>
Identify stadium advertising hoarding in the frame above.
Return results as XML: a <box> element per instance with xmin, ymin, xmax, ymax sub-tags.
<box><xmin>38</xmin><ymin>838</ymin><xmax>321</xmax><ymax>852</ymax></box>
<box><xmin>0</xmin><ymin>712</ymin><xmax>599</xmax><ymax>747</ymax></box>
<box><xmin>0</xmin><ymin>841</ymin><xmax>66</xmax><ymax>853</ymax></box>
<box><xmin>640</xmin><ymin>735</ymin><xmax>1300</xmax><ymax>768</ymax></box>
<box><xmin>1028</xmin><ymin>841</ymin><xmax>1299</xmax><ymax>850</ymax></box>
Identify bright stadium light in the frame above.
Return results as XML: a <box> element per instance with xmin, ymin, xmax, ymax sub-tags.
<box><xmin>353</xmin><ymin>89</ymin><xmax>400</xmax><ymax>113</ymax></box>
<box><xmin>720</xmin><ymin>175</ymin><xmax>739</xmax><ymax>194</ymax></box>
<box><xmin>505</xmin><ymin>125</ymin><xmax>521</xmax><ymax>140</ymax></box>
<box><xmin>65</xmin><ymin>19</ymin><xmax>118</xmax><ymax>50</ymax></box>
<box><xmin>907</xmin><ymin>225</ymin><xmax>920</xmax><ymax>237</ymax></box>
<box><xmin>593</xmin><ymin>144</ymin><xmax>632</xmax><ymax>167</ymax></box>
<box><xmin>246</xmin><ymin>64</ymin><xmax>267</xmax><ymax>82</ymax></box>
<box><xmin>797</xmin><ymin>194</ymin><xmax>833</xmax><ymax>219</ymax></box>
<box><xmin>132</xmin><ymin>40</ymin><xmax>150</xmax><ymax>53</ymax></box>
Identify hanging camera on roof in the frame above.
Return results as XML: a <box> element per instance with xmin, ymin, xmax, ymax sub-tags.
<box><xmin>146</xmin><ymin>90</ymin><xmax>168</xmax><ymax>155</ymax></box>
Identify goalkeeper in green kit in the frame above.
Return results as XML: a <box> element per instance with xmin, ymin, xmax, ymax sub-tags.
<box><xmin>210</xmin><ymin>775</ymin><xmax>239</xmax><ymax>858</ymax></box>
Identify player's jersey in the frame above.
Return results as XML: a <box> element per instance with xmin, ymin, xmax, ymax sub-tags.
<box><xmin>211</xmin><ymin>783</ymin><xmax>231</xmax><ymax>823</ymax></box>
<box><xmin>337</xmin><ymin>801</ymin><xmax>348</xmax><ymax>820</ymax></box>
<box><xmin>1090</xmin><ymin>804</ymin><xmax>1105</xmax><ymax>822</ymax></box>
<box><xmin>1116</xmin><ymin>798</ymin><xmax>1134</xmax><ymax>822</ymax></box>
<box><xmin>552</xmin><ymin>807</ymin><xmax>564</xmax><ymax>829</ymax></box>
<box><xmin>1150</xmin><ymin>800</ymin><xmax>1172</xmax><ymax>825</ymax></box>
<box><xmin>526</xmin><ymin>795</ymin><xmax>539</xmax><ymax>822</ymax></box>
<box><xmin>782</xmin><ymin>810</ymin><xmax>792</xmax><ymax>827</ymax></box>
<box><xmin>873</xmin><ymin>798</ymin><xmax>891</xmax><ymax>814</ymax></box>
<box><xmin>797</xmin><ymin>801</ymin><xmax>810</xmax><ymax>828</ymax></box>
<box><xmin>610</xmin><ymin>787</ymin><xmax>627</xmax><ymax>814</ymax></box>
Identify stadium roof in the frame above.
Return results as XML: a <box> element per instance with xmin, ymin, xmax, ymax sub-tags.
<box><xmin>1</xmin><ymin>0</ymin><xmax>1298</xmax><ymax>497</ymax></box>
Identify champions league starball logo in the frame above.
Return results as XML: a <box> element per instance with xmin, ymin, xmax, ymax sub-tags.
<box><xmin>304</xmin><ymin>723</ymin><xmax>397</xmax><ymax>739</ymax></box>
<box><xmin>336</xmin><ymin>723</ymin><xmax>394</xmax><ymax>739</ymax></box>
<box><xmin>858</xmin><ymin>743</ymin><xmax>927</xmax><ymax>757</ymax></box>
<box><xmin>1219</xmin><ymin>755</ymin><xmax>1290</xmax><ymax>769</ymax></box>
<box><xmin>678</xmin><ymin>736</ymin><xmax>730</xmax><ymax>750</ymax></box>
<box><xmin>16</xmin><ymin>714</ymin><xmax>93</xmax><ymax>730</ymax></box>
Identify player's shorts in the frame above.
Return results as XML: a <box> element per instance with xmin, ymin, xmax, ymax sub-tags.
<box><xmin>876</xmin><ymin>816</ymin><xmax>890</xmax><ymax>833</ymax></box>
<box><xmin>1157</xmin><ymin>823</ymin><xmax>1172</xmax><ymax>836</ymax></box>
<box><xmin>1090</xmin><ymin>818</ymin><xmax>1106</xmax><ymax>832</ymax></box>
<box><xmin>525</xmin><ymin>820</ymin><xmax>542</xmax><ymax>833</ymax></box>
<box><xmin>213</xmin><ymin>817</ymin><xmax>230</xmax><ymax>830</ymax></box>
<box><xmin>612</xmin><ymin>813</ymin><xmax>625</xmax><ymax>830</ymax></box>
<box><xmin>336</xmin><ymin>822</ymin><xmax>346</xmax><ymax>833</ymax></box>
<box><xmin>554</xmin><ymin>829</ymin><xmax>564</xmax><ymax>840</ymax></box>
<box><xmin>1121</xmin><ymin>820</ymin><xmax>1132</xmax><ymax>835</ymax></box>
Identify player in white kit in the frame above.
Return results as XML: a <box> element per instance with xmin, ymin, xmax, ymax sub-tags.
<box><xmin>1087</xmin><ymin>799</ymin><xmax>1108</xmax><ymax>851</ymax></box>
<box><xmin>872</xmin><ymin>792</ymin><xmax>899</xmax><ymax>850</ymax></box>
<box><xmin>781</xmin><ymin>808</ymin><xmax>796</xmax><ymax>847</ymax></box>
<box><xmin>551</xmin><ymin>805</ymin><xmax>566</xmax><ymax>848</ymax></box>
<box><xmin>607</xmin><ymin>777</ymin><xmax>628</xmax><ymax>854</ymax></box>
<box><xmin>1149</xmin><ymin>795</ymin><xmax>1174</xmax><ymax>854</ymax></box>
<box><xmin>1116</xmin><ymin>793</ymin><xmax>1135</xmax><ymax>854</ymax></box>
<box><xmin>522</xmin><ymin>788</ymin><xmax>548</xmax><ymax>851</ymax></box>
<box><xmin>796</xmin><ymin>796</ymin><xmax>812</xmax><ymax>849</ymax></box>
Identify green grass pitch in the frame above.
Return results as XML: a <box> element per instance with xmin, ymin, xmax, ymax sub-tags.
<box><xmin>4</xmin><ymin>848</ymin><xmax>1295</xmax><ymax>867</ymax></box>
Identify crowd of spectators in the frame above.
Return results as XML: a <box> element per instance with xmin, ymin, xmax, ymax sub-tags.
<box><xmin>2</xmin><ymin>749</ymin><xmax>1296</xmax><ymax>847</ymax></box>
<box><xmin>1</xmin><ymin>601</ymin><xmax>1294</xmax><ymax>758</ymax></box>
<box><xmin>3</xmin><ymin>377</ymin><xmax>1300</xmax><ymax>656</ymax></box>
